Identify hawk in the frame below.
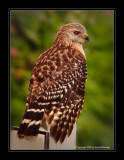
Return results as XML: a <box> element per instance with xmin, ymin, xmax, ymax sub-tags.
<box><xmin>18</xmin><ymin>23</ymin><xmax>89</xmax><ymax>143</ymax></box>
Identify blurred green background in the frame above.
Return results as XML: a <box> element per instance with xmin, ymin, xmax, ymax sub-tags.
<box><xmin>10</xmin><ymin>10</ymin><xmax>114</xmax><ymax>150</ymax></box>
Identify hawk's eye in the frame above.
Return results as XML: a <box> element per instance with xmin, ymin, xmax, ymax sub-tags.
<box><xmin>74</xmin><ymin>31</ymin><xmax>80</xmax><ymax>35</ymax></box>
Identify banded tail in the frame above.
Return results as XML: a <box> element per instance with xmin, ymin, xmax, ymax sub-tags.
<box><xmin>17</xmin><ymin>102</ymin><xmax>44</xmax><ymax>138</ymax></box>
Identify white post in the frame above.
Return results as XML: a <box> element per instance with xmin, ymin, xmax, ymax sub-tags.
<box><xmin>10</xmin><ymin>123</ymin><xmax>76</xmax><ymax>150</ymax></box>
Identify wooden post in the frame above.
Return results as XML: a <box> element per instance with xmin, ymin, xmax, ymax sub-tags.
<box><xmin>10</xmin><ymin>123</ymin><xmax>76</xmax><ymax>150</ymax></box>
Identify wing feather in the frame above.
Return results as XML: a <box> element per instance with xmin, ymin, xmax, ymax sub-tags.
<box><xmin>18</xmin><ymin>45</ymin><xmax>87</xmax><ymax>143</ymax></box>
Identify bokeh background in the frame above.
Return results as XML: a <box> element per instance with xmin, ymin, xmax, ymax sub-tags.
<box><xmin>10</xmin><ymin>10</ymin><xmax>114</xmax><ymax>150</ymax></box>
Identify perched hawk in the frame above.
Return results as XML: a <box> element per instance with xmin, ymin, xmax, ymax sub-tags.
<box><xmin>18</xmin><ymin>23</ymin><xmax>89</xmax><ymax>143</ymax></box>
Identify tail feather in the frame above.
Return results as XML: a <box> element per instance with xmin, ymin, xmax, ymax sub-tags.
<box><xmin>18</xmin><ymin>123</ymin><xmax>28</xmax><ymax>138</ymax></box>
<box><xmin>54</xmin><ymin>127</ymin><xmax>61</xmax><ymax>143</ymax></box>
<box><xmin>50</xmin><ymin>109</ymin><xmax>76</xmax><ymax>143</ymax></box>
<box><xmin>18</xmin><ymin>102</ymin><xmax>79</xmax><ymax>143</ymax></box>
<box><xmin>18</xmin><ymin>103</ymin><xmax>44</xmax><ymax>138</ymax></box>
<box><xmin>60</xmin><ymin>128</ymin><xmax>67</xmax><ymax>143</ymax></box>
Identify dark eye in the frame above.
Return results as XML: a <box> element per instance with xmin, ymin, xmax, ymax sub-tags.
<box><xmin>74</xmin><ymin>31</ymin><xmax>80</xmax><ymax>35</ymax></box>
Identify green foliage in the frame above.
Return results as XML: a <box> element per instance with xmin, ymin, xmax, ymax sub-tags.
<box><xmin>10</xmin><ymin>10</ymin><xmax>114</xmax><ymax>150</ymax></box>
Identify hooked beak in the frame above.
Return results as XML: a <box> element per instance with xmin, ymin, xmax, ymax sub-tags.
<box><xmin>83</xmin><ymin>33</ymin><xmax>89</xmax><ymax>41</ymax></box>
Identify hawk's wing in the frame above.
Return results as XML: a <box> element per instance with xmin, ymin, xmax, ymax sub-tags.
<box><xmin>18</xmin><ymin>46</ymin><xmax>87</xmax><ymax>143</ymax></box>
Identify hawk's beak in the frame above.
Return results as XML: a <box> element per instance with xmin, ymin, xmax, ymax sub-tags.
<box><xmin>84</xmin><ymin>33</ymin><xmax>89</xmax><ymax>41</ymax></box>
<box><xmin>85</xmin><ymin>35</ymin><xmax>89</xmax><ymax>41</ymax></box>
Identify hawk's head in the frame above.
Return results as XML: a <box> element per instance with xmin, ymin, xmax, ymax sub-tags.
<box><xmin>56</xmin><ymin>23</ymin><xmax>89</xmax><ymax>45</ymax></box>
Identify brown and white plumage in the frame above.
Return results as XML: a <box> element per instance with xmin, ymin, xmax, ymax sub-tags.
<box><xmin>18</xmin><ymin>23</ymin><xmax>89</xmax><ymax>143</ymax></box>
